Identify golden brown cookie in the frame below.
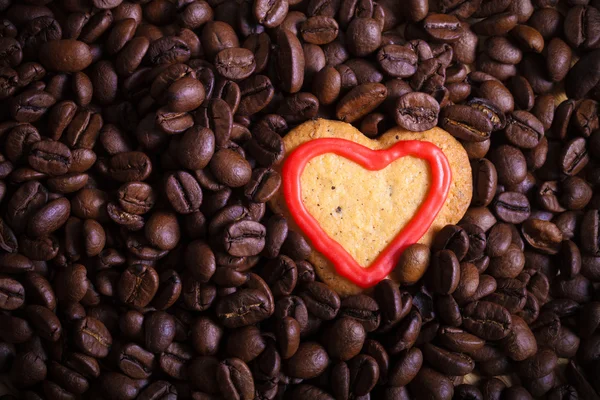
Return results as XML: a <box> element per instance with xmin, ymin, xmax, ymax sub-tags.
<box><xmin>269</xmin><ymin>119</ymin><xmax>472</xmax><ymax>296</ymax></box>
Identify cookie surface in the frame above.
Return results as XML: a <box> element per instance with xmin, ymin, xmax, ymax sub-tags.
<box><xmin>270</xmin><ymin>119</ymin><xmax>472</xmax><ymax>296</ymax></box>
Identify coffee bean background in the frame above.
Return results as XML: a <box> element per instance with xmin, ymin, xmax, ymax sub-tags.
<box><xmin>0</xmin><ymin>0</ymin><xmax>599</xmax><ymax>399</ymax></box>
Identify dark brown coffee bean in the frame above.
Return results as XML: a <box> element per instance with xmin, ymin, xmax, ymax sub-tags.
<box><xmin>39</xmin><ymin>40</ymin><xmax>93</xmax><ymax>72</ymax></box>
<box><xmin>300</xmin><ymin>281</ymin><xmax>340</xmax><ymax>320</ymax></box>
<box><xmin>462</xmin><ymin>301</ymin><xmax>512</xmax><ymax>340</ymax></box>
<box><xmin>209</xmin><ymin>149</ymin><xmax>252</xmax><ymax>187</ymax></box>
<box><xmin>492</xmin><ymin>192</ymin><xmax>531</xmax><ymax>224</ymax></box>
<box><xmin>394</xmin><ymin>92</ymin><xmax>439</xmax><ymax>131</ymax></box>
<box><xmin>27</xmin><ymin>139</ymin><xmax>72</xmax><ymax>176</ymax></box>
<box><xmin>284</xmin><ymin>341</ymin><xmax>329</xmax><ymax>379</ymax></box>
<box><xmin>504</xmin><ymin>111</ymin><xmax>544</xmax><ymax>149</ymax></box>
<box><xmin>346</xmin><ymin>18</ymin><xmax>381</xmax><ymax>56</ymax></box>
<box><xmin>423</xmin><ymin>13</ymin><xmax>463</xmax><ymax>42</ymax></box>
<box><xmin>117</xmin><ymin>264</ymin><xmax>159</xmax><ymax>308</ymax></box>
<box><xmin>336</xmin><ymin>82</ymin><xmax>387</xmax><ymax>123</ymax></box>
<box><xmin>521</xmin><ymin>219</ymin><xmax>563</xmax><ymax>255</ymax></box>
<box><xmin>422</xmin><ymin>343</ymin><xmax>474</xmax><ymax>376</ymax></box>
<box><xmin>430</xmin><ymin>249</ymin><xmax>460</xmax><ymax>295</ymax></box>
<box><xmin>385</xmin><ymin>309</ymin><xmax>421</xmax><ymax>354</ymax></box>
<box><xmin>409</xmin><ymin>367</ymin><xmax>454</xmax><ymax>400</ymax></box>
<box><xmin>377</xmin><ymin>45</ymin><xmax>417</xmax><ymax>78</ymax></box>
<box><xmin>10</xmin><ymin>90</ymin><xmax>56</xmax><ymax>123</ymax></box>
<box><xmin>214</xmin><ymin>47</ymin><xmax>256</xmax><ymax>81</ymax></box>
<box><xmin>275</xmin><ymin>29</ymin><xmax>304</xmax><ymax>93</ymax></box>
<box><xmin>448</xmin><ymin>104</ymin><xmax>497</xmax><ymax>143</ymax></box>
<box><xmin>27</xmin><ymin>197</ymin><xmax>70</xmax><ymax>238</ymax></box>
<box><xmin>108</xmin><ymin>152</ymin><xmax>152</xmax><ymax>182</ymax></box>
<box><xmin>0</xmin><ymin>276</ymin><xmax>24</xmax><ymax>310</ymax></box>
<box><xmin>222</xmin><ymin>220</ymin><xmax>266</xmax><ymax>257</ymax></box>
<box><xmin>165</xmin><ymin>171</ymin><xmax>202</xmax><ymax>214</ymax></box>
<box><xmin>325</xmin><ymin>317</ymin><xmax>366</xmax><ymax>361</ymax></box>
<box><xmin>73</xmin><ymin>316</ymin><xmax>112</xmax><ymax>358</ymax></box>
<box><xmin>247</xmin><ymin>124</ymin><xmax>285</xmax><ymax>167</ymax></box>
<box><xmin>216</xmin><ymin>288</ymin><xmax>273</xmax><ymax>328</ymax></box>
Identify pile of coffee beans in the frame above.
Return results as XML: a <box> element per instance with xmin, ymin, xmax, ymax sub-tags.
<box><xmin>2</xmin><ymin>0</ymin><xmax>600</xmax><ymax>399</ymax></box>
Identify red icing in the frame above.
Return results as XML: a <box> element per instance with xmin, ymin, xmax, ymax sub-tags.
<box><xmin>282</xmin><ymin>138</ymin><xmax>452</xmax><ymax>288</ymax></box>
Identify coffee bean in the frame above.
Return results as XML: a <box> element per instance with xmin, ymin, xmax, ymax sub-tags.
<box><xmin>423</xmin><ymin>343</ymin><xmax>475</xmax><ymax>376</ymax></box>
<box><xmin>337</xmin><ymin>82</ymin><xmax>387</xmax><ymax>123</ymax></box>
<box><xmin>492</xmin><ymin>192</ymin><xmax>531</xmax><ymax>224</ymax></box>
<box><xmin>73</xmin><ymin>316</ymin><xmax>112</xmax><ymax>358</ymax></box>
<box><xmin>145</xmin><ymin>311</ymin><xmax>176</xmax><ymax>353</ymax></box>
<box><xmin>220</xmin><ymin>219</ymin><xmax>265</xmax><ymax>257</ymax></box>
<box><xmin>27</xmin><ymin>197</ymin><xmax>70</xmax><ymax>238</ymax></box>
<box><xmin>504</xmin><ymin>111</ymin><xmax>544</xmax><ymax>149</ymax></box>
<box><xmin>521</xmin><ymin>219</ymin><xmax>563</xmax><ymax>255</ymax></box>
<box><xmin>300</xmin><ymin>281</ymin><xmax>340</xmax><ymax>320</ymax></box>
<box><xmin>394</xmin><ymin>92</ymin><xmax>439</xmax><ymax>131</ymax></box>
<box><xmin>430</xmin><ymin>250</ymin><xmax>460</xmax><ymax>294</ymax></box>
<box><xmin>216</xmin><ymin>288</ymin><xmax>273</xmax><ymax>328</ymax></box>
<box><xmin>248</xmin><ymin>124</ymin><xmax>285</xmax><ymax>167</ymax></box>
<box><xmin>471</xmin><ymin>158</ymin><xmax>497</xmax><ymax>207</ymax></box>
<box><xmin>165</xmin><ymin>171</ymin><xmax>202</xmax><ymax>214</ymax></box>
<box><xmin>108</xmin><ymin>151</ymin><xmax>152</xmax><ymax>182</ymax></box>
<box><xmin>409</xmin><ymin>367</ymin><xmax>454</xmax><ymax>400</ymax></box>
<box><xmin>284</xmin><ymin>342</ymin><xmax>329</xmax><ymax>379</ymax></box>
<box><xmin>462</xmin><ymin>301</ymin><xmax>512</xmax><ymax>340</ymax></box>
<box><xmin>423</xmin><ymin>13</ymin><xmax>462</xmax><ymax>42</ymax></box>
<box><xmin>117</xmin><ymin>264</ymin><xmax>159</xmax><ymax>308</ymax></box>
<box><xmin>118</xmin><ymin>343</ymin><xmax>155</xmax><ymax>379</ymax></box>
<box><xmin>25</xmin><ymin>304</ymin><xmax>62</xmax><ymax>341</ymax></box>
<box><xmin>39</xmin><ymin>40</ymin><xmax>92</xmax><ymax>72</ymax></box>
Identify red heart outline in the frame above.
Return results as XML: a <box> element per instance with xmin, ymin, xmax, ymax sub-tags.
<box><xmin>282</xmin><ymin>138</ymin><xmax>452</xmax><ymax>288</ymax></box>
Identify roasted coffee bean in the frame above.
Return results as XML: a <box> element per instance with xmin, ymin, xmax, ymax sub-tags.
<box><xmin>118</xmin><ymin>343</ymin><xmax>155</xmax><ymax>379</ymax></box>
<box><xmin>385</xmin><ymin>309</ymin><xmax>421</xmax><ymax>354</ymax></box>
<box><xmin>0</xmin><ymin>276</ymin><xmax>25</xmax><ymax>310</ymax></box>
<box><xmin>504</xmin><ymin>111</ymin><xmax>544</xmax><ymax>149</ymax></box>
<box><xmin>337</xmin><ymin>82</ymin><xmax>387</xmax><ymax>123</ymax></box>
<box><xmin>39</xmin><ymin>40</ymin><xmax>92</xmax><ymax>72</ymax></box>
<box><xmin>430</xmin><ymin>249</ymin><xmax>460</xmax><ymax>295</ymax></box>
<box><xmin>490</xmin><ymin>145</ymin><xmax>527</xmax><ymax>186</ymax></box>
<box><xmin>165</xmin><ymin>171</ymin><xmax>202</xmax><ymax>214</ymax></box>
<box><xmin>423</xmin><ymin>343</ymin><xmax>474</xmax><ymax>376</ymax></box>
<box><xmin>441</xmin><ymin>104</ymin><xmax>493</xmax><ymax>142</ymax></box>
<box><xmin>493</xmin><ymin>192</ymin><xmax>531</xmax><ymax>224</ymax></box>
<box><xmin>377</xmin><ymin>45</ymin><xmax>418</xmax><ymax>78</ymax></box>
<box><xmin>521</xmin><ymin>219</ymin><xmax>563</xmax><ymax>255</ymax></box>
<box><xmin>393</xmin><ymin>243</ymin><xmax>430</xmax><ymax>285</ymax></box>
<box><xmin>117</xmin><ymin>264</ymin><xmax>159</xmax><ymax>308</ymax></box>
<box><xmin>337</xmin><ymin>294</ymin><xmax>380</xmax><ymax>333</ymax></box>
<box><xmin>262</xmin><ymin>255</ymin><xmax>297</xmax><ymax>297</ymax></box>
<box><xmin>275</xmin><ymin>29</ymin><xmax>304</xmax><ymax>93</ymax></box>
<box><xmin>300</xmin><ymin>281</ymin><xmax>340</xmax><ymax>320</ymax></box>
<box><xmin>108</xmin><ymin>152</ymin><xmax>152</xmax><ymax>182</ymax></box>
<box><xmin>462</xmin><ymin>301</ymin><xmax>512</xmax><ymax>340</ymax></box>
<box><xmin>248</xmin><ymin>124</ymin><xmax>284</xmax><ymax>167</ymax></box>
<box><xmin>25</xmin><ymin>304</ymin><xmax>62</xmax><ymax>341</ymax></box>
<box><xmin>209</xmin><ymin>149</ymin><xmax>252</xmax><ymax>187</ymax></box>
<box><xmin>216</xmin><ymin>288</ymin><xmax>273</xmax><ymax>328</ymax></box>
<box><xmin>409</xmin><ymin>367</ymin><xmax>454</xmax><ymax>400</ymax></box>
<box><xmin>284</xmin><ymin>341</ymin><xmax>329</xmax><ymax>379</ymax></box>
<box><xmin>423</xmin><ymin>13</ymin><xmax>463</xmax><ymax>42</ymax></box>
<box><xmin>73</xmin><ymin>316</ymin><xmax>112</xmax><ymax>358</ymax></box>
<box><xmin>471</xmin><ymin>159</ymin><xmax>497</xmax><ymax>207</ymax></box>
<box><xmin>10</xmin><ymin>90</ymin><xmax>56</xmax><ymax>123</ymax></box>
<box><xmin>145</xmin><ymin>311</ymin><xmax>176</xmax><ymax>353</ymax></box>
<box><xmin>394</xmin><ymin>92</ymin><xmax>439</xmax><ymax>131</ymax></box>
<box><xmin>560</xmin><ymin>138</ymin><xmax>589</xmax><ymax>176</ymax></box>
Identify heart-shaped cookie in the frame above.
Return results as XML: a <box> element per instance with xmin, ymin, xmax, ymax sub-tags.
<box><xmin>269</xmin><ymin>119</ymin><xmax>472</xmax><ymax>296</ymax></box>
